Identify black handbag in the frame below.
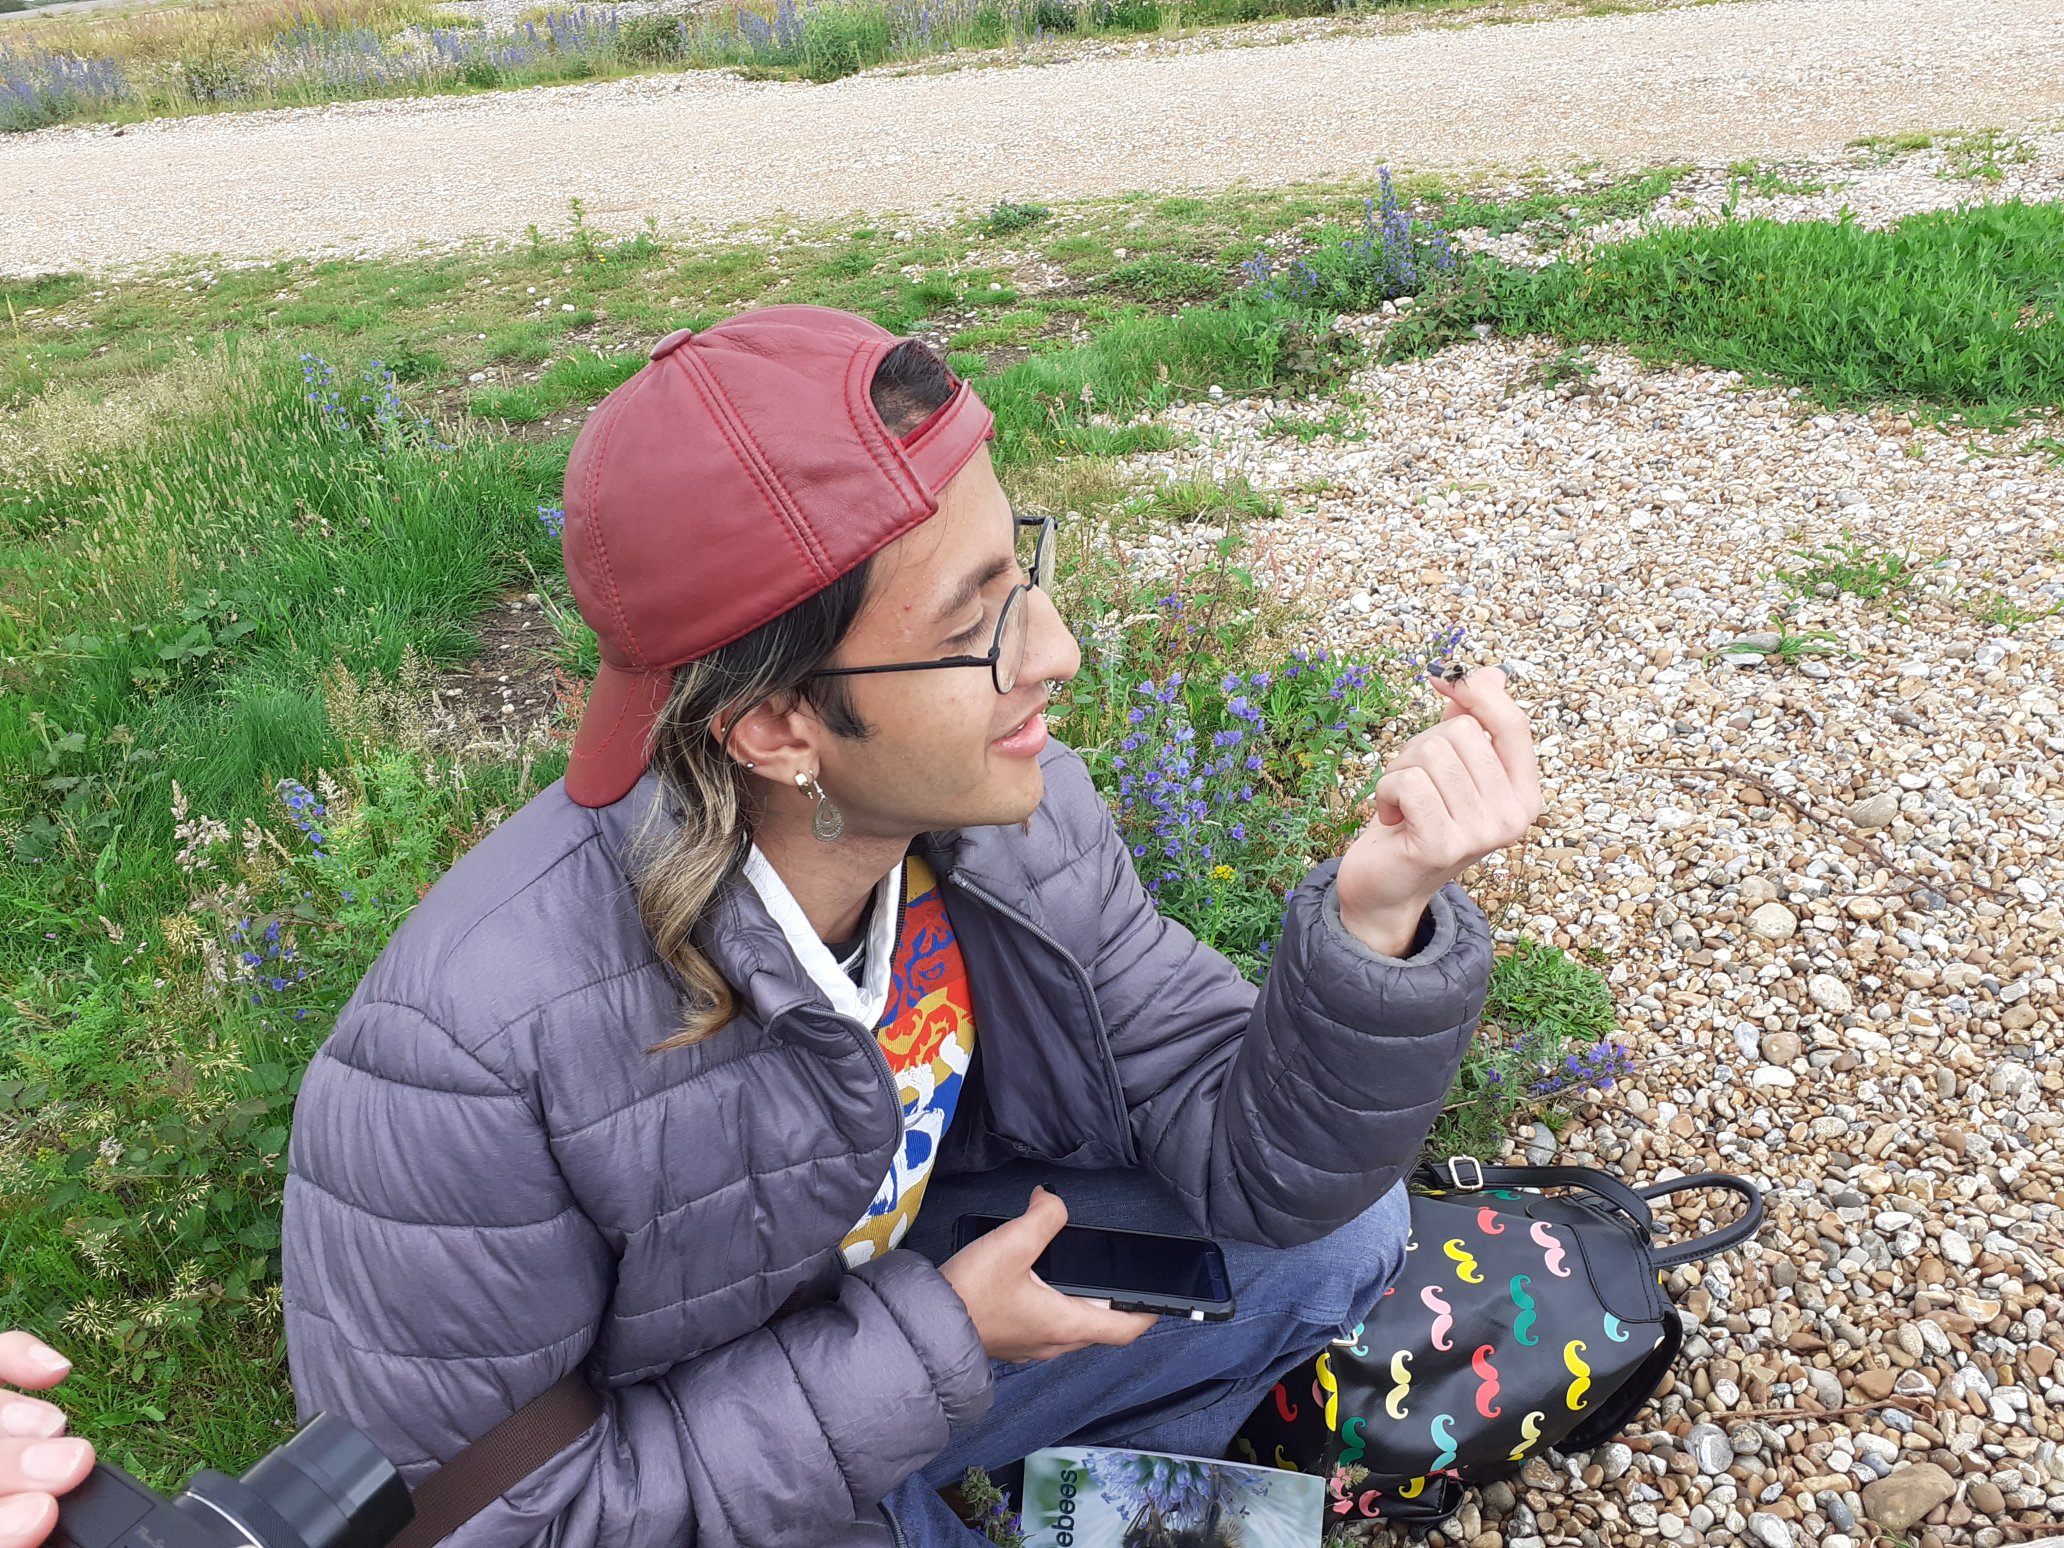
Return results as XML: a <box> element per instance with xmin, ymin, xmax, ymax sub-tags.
<box><xmin>1231</xmin><ymin>1158</ymin><xmax>1764</xmax><ymax>1526</ymax></box>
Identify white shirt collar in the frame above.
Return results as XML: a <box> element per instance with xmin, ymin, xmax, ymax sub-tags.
<box><xmin>743</xmin><ymin>844</ymin><xmax>903</xmax><ymax>1027</ymax></box>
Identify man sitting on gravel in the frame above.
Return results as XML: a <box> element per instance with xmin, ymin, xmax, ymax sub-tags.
<box><xmin>280</xmin><ymin>305</ymin><xmax>1540</xmax><ymax>1547</ymax></box>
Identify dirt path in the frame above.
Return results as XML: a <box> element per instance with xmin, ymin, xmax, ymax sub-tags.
<box><xmin>4</xmin><ymin>0</ymin><xmax>2062</xmax><ymax>274</ymax></box>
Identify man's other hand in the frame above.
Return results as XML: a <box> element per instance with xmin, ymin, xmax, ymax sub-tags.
<box><xmin>938</xmin><ymin>1188</ymin><xmax>1157</xmax><ymax>1364</ymax></box>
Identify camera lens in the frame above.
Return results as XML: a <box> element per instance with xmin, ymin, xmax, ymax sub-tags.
<box><xmin>183</xmin><ymin>1415</ymin><xmax>412</xmax><ymax>1548</ymax></box>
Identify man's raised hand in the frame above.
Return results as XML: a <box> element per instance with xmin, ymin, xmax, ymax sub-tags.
<box><xmin>1334</xmin><ymin>666</ymin><xmax>1542</xmax><ymax>957</ymax></box>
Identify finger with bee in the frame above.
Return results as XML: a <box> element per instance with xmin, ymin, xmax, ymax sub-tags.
<box><xmin>1441</xmin><ymin>660</ymin><xmax>1517</xmax><ymax>685</ymax></box>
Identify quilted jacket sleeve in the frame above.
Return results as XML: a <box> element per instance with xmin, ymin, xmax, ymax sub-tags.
<box><xmin>1049</xmin><ymin>751</ymin><xmax>1493</xmax><ymax>1247</ymax></box>
<box><xmin>282</xmin><ymin>1004</ymin><xmax>992</xmax><ymax>1548</ymax></box>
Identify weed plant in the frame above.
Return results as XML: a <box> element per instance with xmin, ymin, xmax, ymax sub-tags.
<box><xmin>1241</xmin><ymin>169</ymin><xmax>1458</xmax><ymax>310</ymax></box>
<box><xmin>979</xmin><ymin>200</ymin><xmax>1052</xmax><ymax>237</ymax></box>
<box><xmin>1705</xmin><ymin>608</ymin><xmax>1850</xmax><ymax>669</ymax></box>
<box><xmin>1936</xmin><ymin>129</ymin><xmax>2033</xmax><ymax>184</ymax></box>
<box><xmin>1774</xmin><ymin>530</ymin><xmax>1937</xmax><ymax>603</ymax></box>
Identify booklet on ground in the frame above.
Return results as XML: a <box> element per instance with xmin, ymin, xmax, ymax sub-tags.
<box><xmin>1019</xmin><ymin>1445</ymin><xmax>1323</xmax><ymax>1548</ymax></box>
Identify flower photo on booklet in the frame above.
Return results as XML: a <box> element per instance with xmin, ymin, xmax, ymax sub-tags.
<box><xmin>1020</xmin><ymin>1446</ymin><xmax>1323</xmax><ymax>1548</ymax></box>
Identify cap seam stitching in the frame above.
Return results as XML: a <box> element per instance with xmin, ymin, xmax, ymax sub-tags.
<box><xmin>581</xmin><ymin>389</ymin><xmax>646</xmax><ymax>666</ymax></box>
<box><xmin>681</xmin><ymin>350</ymin><xmax>831</xmax><ymax>579</ymax></box>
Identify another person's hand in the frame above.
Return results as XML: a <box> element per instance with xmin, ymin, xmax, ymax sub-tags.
<box><xmin>0</xmin><ymin>1332</ymin><xmax>93</xmax><ymax>1548</ymax></box>
<box><xmin>1335</xmin><ymin>666</ymin><xmax>1542</xmax><ymax>957</ymax></box>
<box><xmin>938</xmin><ymin>1188</ymin><xmax>1157</xmax><ymax>1364</ymax></box>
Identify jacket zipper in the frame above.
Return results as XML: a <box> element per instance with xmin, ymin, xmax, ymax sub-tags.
<box><xmin>943</xmin><ymin>872</ymin><xmax>1136</xmax><ymax>1168</ymax></box>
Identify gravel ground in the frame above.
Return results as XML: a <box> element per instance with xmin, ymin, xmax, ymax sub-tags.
<box><xmin>4</xmin><ymin>0</ymin><xmax>2064</xmax><ymax>275</ymax></box>
<box><xmin>1103</xmin><ymin>144</ymin><xmax>2064</xmax><ymax>1547</ymax></box>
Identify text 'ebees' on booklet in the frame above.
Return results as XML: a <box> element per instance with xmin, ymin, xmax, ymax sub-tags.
<box><xmin>1020</xmin><ymin>1446</ymin><xmax>1324</xmax><ymax>1548</ymax></box>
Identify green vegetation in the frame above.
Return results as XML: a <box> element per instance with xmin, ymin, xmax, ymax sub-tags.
<box><xmin>1705</xmin><ymin>610</ymin><xmax>1851</xmax><ymax>669</ymax></box>
<box><xmin>978</xmin><ymin>200</ymin><xmax>1053</xmax><ymax>237</ymax></box>
<box><xmin>1531</xmin><ymin>343</ymin><xmax>1598</xmax><ymax>392</ymax></box>
<box><xmin>1722</xmin><ymin>161</ymin><xmax>1827</xmax><ymax>198</ymax></box>
<box><xmin>1959</xmin><ymin>587</ymin><xmax>2064</xmax><ymax>631</ymax></box>
<box><xmin>1432</xmin><ymin>166</ymin><xmax>1688</xmax><ymax>239</ymax></box>
<box><xmin>1849</xmin><ymin>130</ymin><xmax>1937</xmax><ymax>164</ymax></box>
<box><xmin>2</xmin><ymin>357</ymin><xmax>568</xmax><ymax>1481</ymax></box>
<box><xmin>1385</xmin><ymin>200</ymin><xmax>2064</xmax><ymax>425</ymax></box>
<box><xmin>1937</xmin><ymin>128</ymin><xmax>2034</xmax><ymax>184</ymax></box>
<box><xmin>1437</xmin><ymin>938</ymin><xmax>1627</xmax><ymax>1160</ymax></box>
<box><xmin>1262</xmin><ymin>403</ymin><xmax>1369</xmax><ymax>441</ymax></box>
<box><xmin>1775</xmin><ymin>530</ymin><xmax>1938</xmax><ymax>603</ymax></box>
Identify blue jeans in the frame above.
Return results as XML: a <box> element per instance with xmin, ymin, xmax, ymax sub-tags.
<box><xmin>877</xmin><ymin>1161</ymin><xmax>1410</xmax><ymax>1547</ymax></box>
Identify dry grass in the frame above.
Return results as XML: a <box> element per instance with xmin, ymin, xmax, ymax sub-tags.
<box><xmin>5</xmin><ymin>0</ymin><xmax>447</xmax><ymax>64</ymax></box>
<box><xmin>0</xmin><ymin>349</ymin><xmax>240</xmax><ymax>501</ymax></box>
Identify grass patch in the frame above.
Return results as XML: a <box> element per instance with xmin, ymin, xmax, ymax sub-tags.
<box><xmin>1386</xmin><ymin>200</ymin><xmax>2064</xmax><ymax>425</ymax></box>
<box><xmin>1937</xmin><ymin>128</ymin><xmax>2034</xmax><ymax>184</ymax></box>
<box><xmin>1433</xmin><ymin>939</ymin><xmax>1624</xmax><ymax>1158</ymax></box>
<box><xmin>978</xmin><ymin>200</ymin><xmax>1053</xmax><ymax>237</ymax></box>
<box><xmin>468</xmin><ymin>347</ymin><xmax>644</xmax><ymax>423</ymax></box>
<box><xmin>1961</xmin><ymin>588</ymin><xmax>2064</xmax><ymax>631</ymax></box>
<box><xmin>1433</xmin><ymin>166</ymin><xmax>1687</xmax><ymax>239</ymax></box>
<box><xmin>1850</xmin><ymin>130</ymin><xmax>1936</xmax><ymax>164</ymax></box>
<box><xmin>1774</xmin><ymin>530</ymin><xmax>1939</xmax><ymax>603</ymax></box>
<box><xmin>972</xmin><ymin>299</ymin><xmax>1356</xmax><ymax>466</ymax></box>
<box><xmin>1101</xmin><ymin>255</ymin><xmax>1229</xmax><ymax>304</ymax></box>
<box><xmin>1</xmin><ymin>351</ymin><xmax>569</xmax><ymax>1481</ymax></box>
<box><xmin>1723</xmin><ymin>161</ymin><xmax>1827</xmax><ymax>198</ymax></box>
<box><xmin>1261</xmin><ymin>403</ymin><xmax>1369</xmax><ymax>442</ymax></box>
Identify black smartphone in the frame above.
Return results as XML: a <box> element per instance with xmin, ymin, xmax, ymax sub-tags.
<box><xmin>952</xmin><ymin>1214</ymin><xmax>1236</xmax><ymax>1321</ymax></box>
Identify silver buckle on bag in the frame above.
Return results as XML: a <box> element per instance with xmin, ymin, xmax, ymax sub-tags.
<box><xmin>1445</xmin><ymin>1156</ymin><xmax>1486</xmax><ymax>1192</ymax></box>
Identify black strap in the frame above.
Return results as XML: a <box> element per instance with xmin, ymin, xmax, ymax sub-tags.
<box><xmin>391</xmin><ymin>1374</ymin><xmax>604</xmax><ymax>1548</ymax></box>
<box><xmin>1413</xmin><ymin>1160</ymin><xmax>1655</xmax><ymax>1234</ymax></box>
<box><xmin>1635</xmin><ymin>1173</ymin><xmax>1766</xmax><ymax>1268</ymax></box>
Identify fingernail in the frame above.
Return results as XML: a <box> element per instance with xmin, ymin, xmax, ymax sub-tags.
<box><xmin>0</xmin><ymin>1494</ymin><xmax>53</xmax><ymax>1538</ymax></box>
<box><xmin>0</xmin><ymin>1401</ymin><xmax>64</xmax><ymax>1438</ymax></box>
<box><xmin>19</xmin><ymin>1341</ymin><xmax>68</xmax><ymax>1375</ymax></box>
<box><xmin>21</xmin><ymin>1439</ymin><xmax>90</xmax><ymax>1484</ymax></box>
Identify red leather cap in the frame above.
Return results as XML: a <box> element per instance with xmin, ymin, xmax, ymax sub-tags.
<box><xmin>559</xmin><ymin>305</ymin><xmax>996</xmax><ymax>808</ymax></box>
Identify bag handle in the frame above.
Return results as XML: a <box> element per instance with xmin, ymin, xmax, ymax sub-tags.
<box><xmin>1412</xmin><ymin>1160</ymin><xmax>1655</xmax><ymax>1234</ymax></box>
<box><xmin>1634</xmin><ymin>1173</ymin><xmax>1766</xmax><ymax>1268</ymax></box>
<box><xmin>390</xmin><ymin>1373</ymin><xmax>603</xmax><ymax>1548</ymax></box>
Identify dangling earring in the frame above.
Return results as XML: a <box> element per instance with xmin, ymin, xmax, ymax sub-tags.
<box><xmin>796</xmin><ymin>771</ymin><xmax>844</xmax><ymax>843</ymax></box>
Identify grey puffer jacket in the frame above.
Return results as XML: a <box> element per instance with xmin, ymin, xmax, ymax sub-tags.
<box><xmin>282</xmin><ymin>739</ymin><xmax>1491</xmax><ymax>1548</ymax></box>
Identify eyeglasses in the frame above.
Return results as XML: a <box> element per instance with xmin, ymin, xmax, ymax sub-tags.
<box><xmin>810</xmin><ymin>514</ymin><xmax>1055</xmax><ymax>697</ymax></box>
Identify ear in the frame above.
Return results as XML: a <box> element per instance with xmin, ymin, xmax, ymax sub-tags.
<box><xmin>718</xmin><ymin>691</ymin><xmax>824</xmax><ymax>785</ymax></box>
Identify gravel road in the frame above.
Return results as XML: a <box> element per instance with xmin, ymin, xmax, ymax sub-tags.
<box><xmin>4</xmin><ymin>0</ymin><xmax>2063</xmax><ymax>274</ymax></box>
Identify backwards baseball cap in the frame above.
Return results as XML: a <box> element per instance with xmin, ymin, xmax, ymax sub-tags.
<box><xmin>558</xmin><ymin>305</ymin><xmax>997</xmax><ymax>809</ymax></box>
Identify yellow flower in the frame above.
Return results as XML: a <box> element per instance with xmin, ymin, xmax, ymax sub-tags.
<box><xmin>1211</xmin><ymin>864</ymin><xmax>1236</xmax><ymax>882</ymax></box>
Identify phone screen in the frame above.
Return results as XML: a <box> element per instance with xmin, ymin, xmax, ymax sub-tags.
<box><xmin>956</xmin><ymin>1216</ymin><xmax>1233</xmax><ymax>1304</ymax></box>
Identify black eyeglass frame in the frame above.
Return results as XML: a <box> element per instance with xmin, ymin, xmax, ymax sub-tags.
<box><xmin>807</xmin><ymin>514</ymin><xmax>1055</xmax><ymax>697</ymax></box>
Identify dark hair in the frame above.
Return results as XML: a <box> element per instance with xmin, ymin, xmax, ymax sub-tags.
<box><xmin>631</xmin><ymin>338</ymin><xmax>960</xmax><ymax>1049</ymax></box>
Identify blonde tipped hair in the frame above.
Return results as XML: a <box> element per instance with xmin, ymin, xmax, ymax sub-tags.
<box><xmin>626</xmin><ymin>339</ymin><xmax>958</xmax><ymax>1051</ymax></box>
